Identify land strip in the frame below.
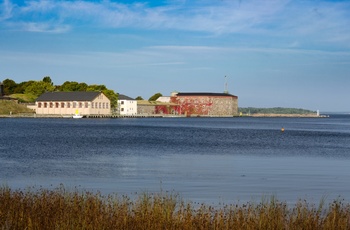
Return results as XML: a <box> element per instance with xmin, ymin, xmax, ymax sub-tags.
<box><xmin>249</xmin><ymin>113</ymin><xmax>328</xmax><ymax>118</ymax></box>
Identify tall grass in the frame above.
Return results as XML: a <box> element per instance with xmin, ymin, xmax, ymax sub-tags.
<box><xmin>1</xmin><ymin>185</ymin><xmax>349</xmax><ymax>229</ymax></box>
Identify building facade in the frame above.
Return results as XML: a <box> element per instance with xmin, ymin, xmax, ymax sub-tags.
<box><xmin>34</xmin><ymin>91</ymin><xmax>111</xmax><ymax>115</ymax></box>
<box><xmin>136</xmin><ymin>100</ymin><xmax>178</xmax><ymax>115</ymax></box>
<box><xmin>117</xmin><ymin>94</ymin><xmax>137</xmax><ymax>115</ymax></box>
<box><xmin>170</xmin><ymin>92</ymin><xmax>238</xmax><ymax>116</ymax></box>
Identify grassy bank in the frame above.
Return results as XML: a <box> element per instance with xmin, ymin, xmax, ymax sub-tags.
<box><xmin>8</xmin><ymin>93</ymin><xmax>37</xmax><ymax>103</ymax></box>
<box><xmin>0</xmin><ymin>186</ymin><xmax>349</xmax><ymax>229</ymax></box>
<box><xmin>0</xmin><ymin>100</ymin><xmax>34</xmax><ymax>115</ymax></box>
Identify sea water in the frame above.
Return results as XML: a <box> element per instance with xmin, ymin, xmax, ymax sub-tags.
<box><xmin>0</xmin><ymin>115</ymin><xmax>349</xmax><ymax>205</ymax></box>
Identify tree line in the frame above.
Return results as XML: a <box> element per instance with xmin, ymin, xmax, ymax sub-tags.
<box><xmin>239</xmin><ymin>107</ymin><xmax>316</xmax><ymax>114</ymax></box>
<box><xmin>1</xmin><ymin>77</ymin><xmax>118</xmax><ymax>108</ymax></box>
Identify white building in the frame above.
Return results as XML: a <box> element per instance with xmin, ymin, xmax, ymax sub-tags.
<box><xmin>34</xmin><ymin>91</ymin><xmax>111</xmax><ymax>116</ymax></box>
<box><xmin>117</xmin><ymin>94</ymin><xmax>137</xmax><ymax>115</ymax></box>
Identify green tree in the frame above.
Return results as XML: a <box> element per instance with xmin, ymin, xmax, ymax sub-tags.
<box><xmin>24</xmin><ymin>81</ymin><xmax>55</xmax><ymax>97</ymax></box>
<box><xmin>13</xmin><ymin>81</ymin><xmax>27</xmax><ymax>94</ymax></box>
<box><xmin>13</xmin><ymin>81</ymin><xmax>37</xmax><ymax>94</ymax></box>
<box><xmin>57</xmin><ymin>81</ymin><xmax>117</xmax><ymax>108</ymax></box>
<box><xmin>102</xmin><ymin>89</ymin><xmax>118</xmax><ymax>109</ymax></box>
<box><xmin>86</xmin><ymin>85</ymin><xmax>117</xmax><ymax>108</ymax></box>
<box><xmin>59</xmin><ymin>81</ymin><xmax>80</xmax><ymax>91</ymax></box>
<box><xmin>135</xmin><ymin>96</ymin><xmax>144</xmax><ymax>100</ymax></box>
<box><xmin>148</xmin><ymin>93</ymin><xmax>162</xmax><ymax>101</ymax></box>
<box><xmin>87</xmin><ymin>84</ymin><xmax>107</xmax><ymax>92</ymax></box>
<box><xmin>77</xmin><ymin>83</ymin><xmax>88</xmax><ymax>91</ymax></box>
<box><xmin>42</xmin><ymin>76</ymin><xmax>53</xmax><ymax>85</ymax></box>
<box><xmin>2</xmin><ymin>79</ymin><xmax>17</xmax><ymax>95</ymax></box>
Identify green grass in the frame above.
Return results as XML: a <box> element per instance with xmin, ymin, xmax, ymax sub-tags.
<box><xmin>0</xmin><ymin>100</ymin><xmax>34</xmax><ymax>115</ymax></box>
<box><xmin>0</xmin><ymin>185</ymin><xmax>349</xmax><ymax>229</ymax></box>
<box><xmin>9</xmin><ymin>93</ymin><xmax>37</xmax><ymax>103</ymax></box>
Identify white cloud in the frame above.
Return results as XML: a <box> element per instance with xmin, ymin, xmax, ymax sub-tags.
<box><xmin>22</xmin><ymin>22</ymin><xmax>71</xmax><ymax>33</ymax></box>
<box><xmin>0</xmin><ymin>0</ymin><xmax>14</xmax><ymax>20</ymax></box>
<box><xmin>2</xmin><ymin>0</ymin><xmax>350</xmax><ymax>48</ymax></box>
<box><xmin>21</xmin><ymin>0</ymin><xmax>56</xmax><ymax>13</ymax></box>
<box><xmin>0</xmin><ymin>0</ymin><xmax>298</xmax><ymax>33</ymax></box>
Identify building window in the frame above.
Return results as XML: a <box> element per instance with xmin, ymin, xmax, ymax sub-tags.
<box><xmin>67</xmin><ymin>102</ymin><xmax>70</xmax><ymax>108</ymax></box>
<box><xmin>102</xmin><ymin>103</ymin><xmax>105</xmax><ymax>109</ymax></box>
<box><xmin>121</xmin><ymin>101</ymin><xmax>124</xmax><ymax>105</ymax></box>
<box><xmin>73</xmin><ymin>102</ymin><xmax>76</xmax><ymax>108</ymax></box>
<box><xmin>79</xmin><ymin>102</ymin><xmax>82</xmax><ymax>108</ymax></box>
<box><xmin>91</xmin><ymin>102</ymin><xmax>94</xmax><ymax>109</ymax></box>
<box><xmin>38</xmin><ymin>102</ymin><xmax>42</xmax><ymax>108</ymax></box>
<box><xmin>61</xmin><ymin>102</ymin><xmax>65</xmax><ymax>108</ymax></box>
<box><xmin>106</xmin><ymin>103</ymin><xmax>109</xmax><ymax>109</ymax></box>
<box><xmin>121</xmin><ymin>108</ymin><xmax>124</xmax><ymax>111</ymax></box>
<box><xmin>50</xmin><ymin>103</ymin><xmax>53</xmax><ymax>108</ymax></box>
<box><xmin>85</xmin><ymin>102</ymin><xmax>88</xmax><ymax>108</ymax></box>
<box><xmin>99</xmin><ymin>102</ymin><xmax>101</xmax><ymax>109</ymax></box>
<box><xmin>55</xmin><ymin>102</ymin><xmax>59</xmax><ymax>108</ymax></box>
<box><xmin>95</xmin><ymin>102</ymin><xmax>98</xmax><ymax>108</ymax></box>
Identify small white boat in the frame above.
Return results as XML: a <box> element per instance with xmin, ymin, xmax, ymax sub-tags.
<box><xmin>73</xmin><ymin>110</ymin><xmax>83</xmax><ymax>119</ymax></box>
<box><xmin>72</xmin><ymin>114</ymin><xmax>83</xmax><ymax>119</ymax></box>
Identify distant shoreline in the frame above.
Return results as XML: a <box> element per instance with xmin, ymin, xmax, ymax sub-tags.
<box><xmin>248</xmin><ymin>113</ymin><xmax>328</xmax><ymax>118</ymax></box>
<box><xmin>0</xmin><ymin>113</ymin><xmax>329</xmax><ymax>118</ymax></box>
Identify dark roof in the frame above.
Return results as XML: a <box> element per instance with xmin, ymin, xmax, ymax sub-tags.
<box><xmin>118</xmin><ymin>94</ymin><xmax>135</xmax><ymax>100</ymax></box>
<box><xmin>36</xmin><ymin>92</ymin><xmax>102</xmax><ymax>101</ymax></box>
<box><xmin>177</xmin><ymin>92</ymin><xmax>238</xmax><ymax>98</ymax></box>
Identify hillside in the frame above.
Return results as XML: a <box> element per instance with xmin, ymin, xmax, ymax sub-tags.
<box><xmin>0</xmin><ymin>100</ymin><xmax>34</xmax><ymax>115</ymax></box>
<box><xmin>9</xmin><ymin>93</ymin><xmax>37</xmax><ymax>103</ymax></box>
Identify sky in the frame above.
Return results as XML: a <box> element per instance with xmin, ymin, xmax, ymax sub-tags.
<box><xmin>1</xmin><ymin>0</ymin><xmax>350</xmax><ymax>112</ymax></box>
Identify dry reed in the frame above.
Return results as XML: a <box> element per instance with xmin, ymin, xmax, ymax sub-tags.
<box><xmin>0</xmin><ymin>185</ymin><xmax>350</xmax><ymax>229</ymax></box>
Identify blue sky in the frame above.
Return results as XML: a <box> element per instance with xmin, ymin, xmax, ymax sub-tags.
<box><xmin>1</xmin><ymin>0</ymin><xmax>349</xmax><ymax>112</ymax></box>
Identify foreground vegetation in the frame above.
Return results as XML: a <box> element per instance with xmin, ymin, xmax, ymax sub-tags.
<box><xmin>0</xmin><ymin>186</ymin><xmax>349</xmax><ymax>229</ymax></box>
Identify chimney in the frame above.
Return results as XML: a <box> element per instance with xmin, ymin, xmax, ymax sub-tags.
<box><xmin>0</xmin><ymin>82</ymin><xmax>4</xmax><ymax>96</ymax></box>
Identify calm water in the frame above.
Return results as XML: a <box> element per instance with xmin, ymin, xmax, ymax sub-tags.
<box><xmin>1</xmin><ymin>115</ymin><xmax>350</xmax><ymax>205</ymax></box>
